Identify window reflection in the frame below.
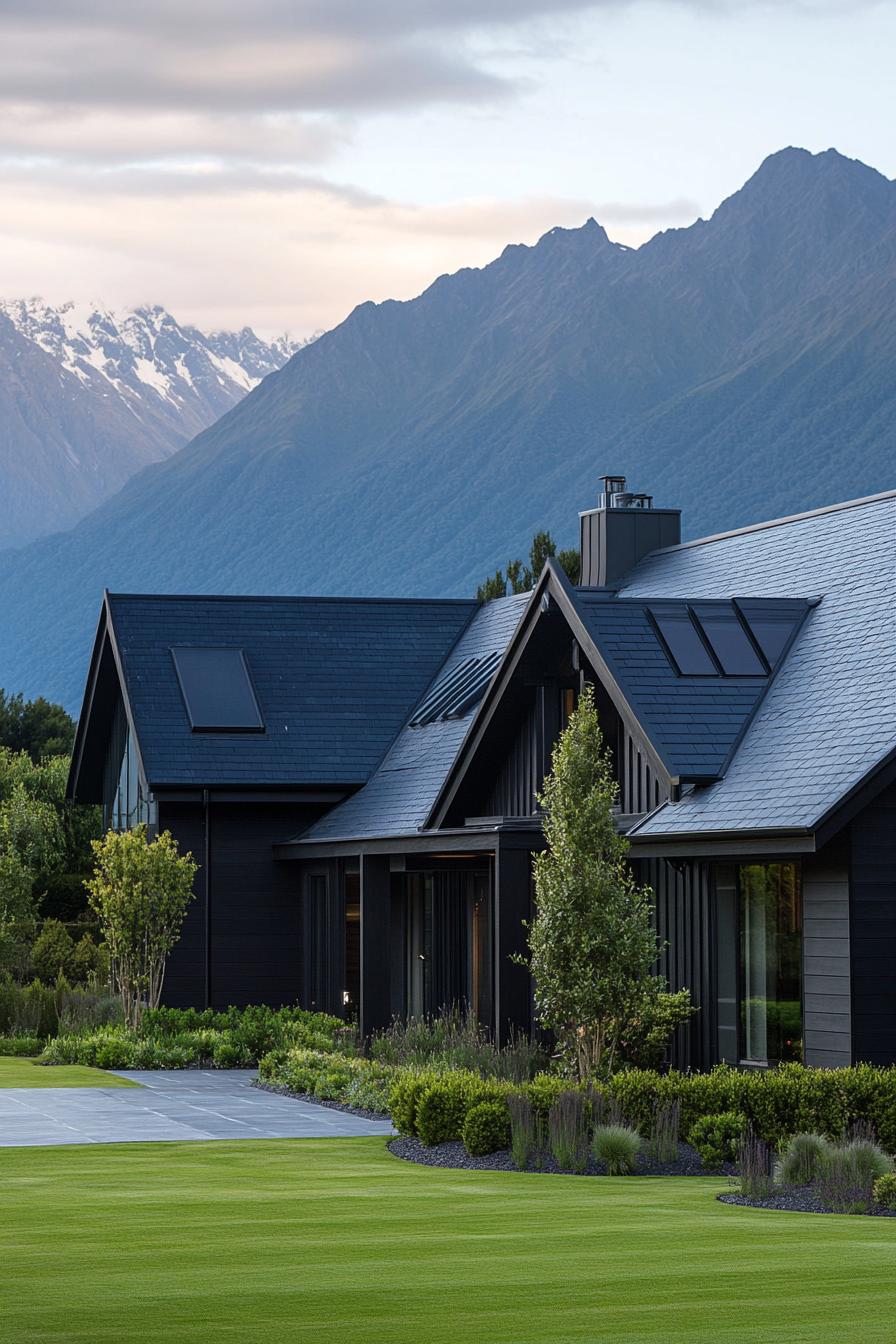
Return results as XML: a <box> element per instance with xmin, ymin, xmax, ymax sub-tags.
<box><xmin>102</xmin><ymin>700</ymin><xmax>157</xmax><ymax>832</ymax></box>
<box><xmin>739</xmin><ymin>863</ymin><xmax>802</xmax><ymax>1063</ymax></box>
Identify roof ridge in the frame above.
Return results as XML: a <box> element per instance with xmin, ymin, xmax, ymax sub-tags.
<box><xmin>105</xmin><ymin>592</ymin><xmax>480</xmax><ymax>606</ymax></box>
<box><xmin>644</xmin><ymin>487</ymin><xmax>896</xmax><ymax>559</ymax></box>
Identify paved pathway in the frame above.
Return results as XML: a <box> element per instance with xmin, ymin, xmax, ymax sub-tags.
<box><xmin>0</xmin><ymin>1070</ymin><xmax>393</xmax><ymax>1147</ymax></box>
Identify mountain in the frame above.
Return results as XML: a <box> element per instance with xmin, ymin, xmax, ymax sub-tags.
<box><xmin>2</xmin><ymin>146</ymin><xmax>895</xmax><ymax>710</ymax></box>
<box><xmin>0</xmin><ymin>299</ymin><xmax>305</xmax><ymax>547</ymax></box>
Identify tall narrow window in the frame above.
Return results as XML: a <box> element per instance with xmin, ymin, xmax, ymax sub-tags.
<box><xmin>738</xmin><ymin>864</ymin><xmax>802</xmax><ymax>1064</ymax></box>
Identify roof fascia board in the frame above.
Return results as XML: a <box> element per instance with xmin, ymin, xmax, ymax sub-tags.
<box><xmin>103</xmin><ymin>592</ymin><xmax>151</xmax><ymax>802</ymax></box>
<box><xmin>546</xmin><ymin>573</ymin><xmax>674</xmax><ymax>785</ymax></box>
<box><xmin>811</xmin><ymin>745</ymin><xmax>896</xmax><ymax>849</ymax></box>
<box><xmin>66</xmin><ymin>599</ymin><xmax>113</xmax><ymax>800</ymax></box>
<box><xmin>276</xmin><ymin>828</ymin><xmax>532</xmax><ymax>860</ymax></box>
<box><xmin>629</xmin><ymin>831</ymin><xmax>816</xmax><ymax>859</ymax></box>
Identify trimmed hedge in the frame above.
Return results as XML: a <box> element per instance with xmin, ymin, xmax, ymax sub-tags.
<box><xmin>608</xmin><ymin>1064</ymin><xmax>896</xmax><ymax>1152</ymax></box>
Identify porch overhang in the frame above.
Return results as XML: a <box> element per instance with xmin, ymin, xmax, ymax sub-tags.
<box><xmin>274</xmin><ymin>821</ymin><xmax>544</xmax><ymax>861</ymax></box>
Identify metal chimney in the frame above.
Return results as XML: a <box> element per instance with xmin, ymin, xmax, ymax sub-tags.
<box><xmin>579</xmin><ymin>476</ymin><xmax>681</xmax><ymax>586</ymax></box>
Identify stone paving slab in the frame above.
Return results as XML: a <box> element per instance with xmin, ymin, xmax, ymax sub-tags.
<box><xmin>0</xmin><ymin>1070</ymin><xmax>393</xmax><ymax>1147</ymax></box>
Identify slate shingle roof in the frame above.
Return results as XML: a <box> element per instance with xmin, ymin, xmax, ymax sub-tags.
<box><xmin>568</xmin><ymin>591</ymin><xmax>809</xmax><ymax>780</ymax></box>
<box><xmin>107</xmin><ymin>594</ymin><xmax>478</xmax><ymax>788</ymax></box>
<box><xmin>297</xmin><ymin>593</ymin><xmax>528</xmax><ymax>840</ymax></box>
<box><xmin>622</xmin><ymin>492</ymin><xmax>896</xmax><ymax>838</ymax></box>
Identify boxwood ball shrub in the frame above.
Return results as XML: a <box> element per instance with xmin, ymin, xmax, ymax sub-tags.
<box><xmin>593</xmin><ymin>1124</ymin><xmax>641</xmax><ymax>1175</ymax></box>
<box><xmin>873</xmin><ymin>1173</ymin><xmax>896</xmax><ymax>1209</ymax></box>
<box><xmin>776</xmin><ymin>1133</ymin><xmax>832</xmax><ymax>1187</ymax></box>
<box><xmin>462</xmin><ymin>1100</ymin><xmax>511</xmax><ymax>1156</ymax></box>
<box><xmin>688</xmin><ymin>1112</ymin><xmax>742</xmax><ymax>1169</ymax></box>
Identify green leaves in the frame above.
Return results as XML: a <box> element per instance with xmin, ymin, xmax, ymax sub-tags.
<box><xmin>526</xmin><ymin>685</ymin><xmax>665</xmax><ymax>1079</ymax></box>
<box><xmin>86</xmin><ymin>825</ymin><xmax>197</xmax><ymax>1029</ymax></box>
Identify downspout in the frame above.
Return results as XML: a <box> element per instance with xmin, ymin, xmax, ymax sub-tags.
<box><xmin>203</xmin><ymin>788</ymin><xmax>211</xmax><ymax>1009</ymax></box>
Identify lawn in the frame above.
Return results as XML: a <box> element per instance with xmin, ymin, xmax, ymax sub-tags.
<box><xmin>2</xmin><ymin>1139</ymin><xmax>895</xmax><ymax>1343</ymax></box>
<box><xmin>0</xmin><ymin>1056</ymin><xmax>138</xmax><ymax>1088</ymax></box>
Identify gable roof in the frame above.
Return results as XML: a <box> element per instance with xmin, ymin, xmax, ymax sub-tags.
<box><xmin>625</xmin><ymin>490</ymin><xmax>896</xmax><ymax>841</ymax></box>
<box><xmin>294</xmin><ymin>593</ymin><xmax>528</xmax><ymax>841</ymax></box>
<box><xmin>72</xmin><ymin>592</ymin><xmax>478</xmax><ymax>794</ymax></box>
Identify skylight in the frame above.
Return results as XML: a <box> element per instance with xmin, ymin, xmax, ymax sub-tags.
<box><xmin>650</xmin><ymin>608</ymin><xmax>717</xmax><ymax>676</ymax></box>
<box><xmin>410</xmin><ymin>651</ymin><xmax>502</xmax><ymax>727</ymax></box>
<box><xmin>691</xmin><ymin>603</ymin><xmax>767</xmax><ymax>676</ymax></box>
<box><xmin>171</xmin><ymin>647</ymin><xmax>264</xmax><ymax>732</ymax></box>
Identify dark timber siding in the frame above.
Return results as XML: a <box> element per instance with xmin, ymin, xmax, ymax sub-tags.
<box><xmin>802</xmin><ymin>847</ymin><xmax>851</xmax><ymax>1068</ymax></box>
<box><xmin>850</xmin><ymin>785</ymin><xmax>896</xmax><ymax>1065</ymax></box>
<box><xmin>160</xmin><ymin>799</ymin><xmax>324</xmax><ymax>1010</ymax></box>
<box><xmin>635</xmin><ymin>857</ymin><xmax>715</xmax><ymax>1070</ymax></box>
<box><xmin>484</xmin><ymin>700</ymin><xmax>543</xmax><ymax>817</ymax></box>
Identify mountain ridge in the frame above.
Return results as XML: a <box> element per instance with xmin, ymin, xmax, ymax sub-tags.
<box><xmin>1</xmin><ymin>145</ymin><xmax>895</xmax><ymax>711</ymax></box>
<box><xmin>0</xmin><ymin>300</ymin><xmax>308</xmax><ymax>548</ymax></box>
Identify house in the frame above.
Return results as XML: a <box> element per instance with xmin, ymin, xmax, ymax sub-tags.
<box><xmin>68</xmin><ymin>478</ymin><xmax>896</xmax><ymax>1069</ymax></box>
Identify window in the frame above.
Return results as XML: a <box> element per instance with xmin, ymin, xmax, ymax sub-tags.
<box><xmin>102</xmin><ymin>699</ymin><xmax>156</xmax><ymax>832</ymax></box>
<box><xmin>650</xmin><ymin>607</ymin><xmax>717</xmax><ymax>676</ymax></box>
<box><xmin>738</xmin><ymin>863</ymin><xmax>802</xmax><ymax>1064</ymax></box>
<box><xmin>171</xmin><ymin>646</ymin><xmax>263</xmax><ymax>732</ymax></box>
<box><xmin>691</xmin><ymin>603</ymin><xmax>767</xmax><ymax>676</ymax></box>
<box><xmin>736</xmin><ymin>599</ymin><xmax>805</xmax><ymax>668</ymax></box>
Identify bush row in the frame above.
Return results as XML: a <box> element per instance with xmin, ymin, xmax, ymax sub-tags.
<box><xmin>384</xmin><ymin>1063</ymin><xmax>896</xmax><ymax>1155</ymax></box>
<box><xmin>259</xmin><ymin>1047</ymin><xmax>394</xmax><ymax>1112</ymax></box>
<box><xmin>38</xmin><ymin>1006</ymin><xmax>350</xmax><ymax>1072</ymax></box>
<box><xmin>608</xmin><ymin>1064</ymin><xmax>896</xmax><ymax>1153</ymax></box>
<box><xmin>0</xmin><ymin>1035</ymin><xmax>43</xmax><ymax>1057</ymax></box>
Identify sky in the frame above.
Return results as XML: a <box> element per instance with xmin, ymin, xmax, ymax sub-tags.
<box><xmin>0</xmin><ymin>0</ymin><xmax>893</xmax><ymax>339</ymax></box>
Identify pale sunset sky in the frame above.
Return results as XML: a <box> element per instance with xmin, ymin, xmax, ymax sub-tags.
<box><xmin>0</xmin><ymin>0</ymin><xmax>892</xmax><ymax>338</ymax></box>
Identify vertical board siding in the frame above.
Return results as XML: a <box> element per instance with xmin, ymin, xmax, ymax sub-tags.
<box><xmin>802</xmin><ymin>854</ymin><xmax>851</xmax><ymax>1068</ymax></box>
<box><xmin>850</xmin><ymin>784</ymin><xmax>896</xmax><ymax>1065</ymax></box>
<box><xmin>635</xmin><ymin>857</ymin><xmax>715</xmax><ymax>1071</ymax></box>
<box><xmin>159</xmin><ymin>800</ymin><xmax>322</xmax><ymax>1010</ymax></box>
<box><xmin>484</xmin><ymin>700</ymin><xmax>543</xmax><ymax>818</ymax></box>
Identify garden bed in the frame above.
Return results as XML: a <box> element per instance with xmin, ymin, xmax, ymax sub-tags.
<box><xmin>718</xmin><ymin>1188</ymin><xmax>896</xmax><ymax>1217</ymax></box>
<box><xmin>388</xmin><ymin>1136</ymin><xmax>733</xmax><ymax>1178</ymax></box>
<box><xmin>252</xmin><ymin>1078</ymin><xmax>389</xmax><ymax>1123</ymax></box>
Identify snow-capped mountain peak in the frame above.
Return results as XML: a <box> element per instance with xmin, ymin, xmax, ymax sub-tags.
<box><xmin>0</xmin><ymin>298</ymin><xmax>312</xmax><ymax>549</ymax></box>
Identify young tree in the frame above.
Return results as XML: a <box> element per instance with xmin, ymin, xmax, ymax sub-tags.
<box><xmin>0</xmin><ymin>851</ymin><xmax>37</xmax><ymax>973</ymax></box>
<box><xmin>86</xmin><ymin>826</ymin><xmax>198</xmax><ymax>1029</ymax></box>
<box><xmin>524</xmin><ymin>686</ymin><xmax>680</xmax><ymax>1079</ymax></box>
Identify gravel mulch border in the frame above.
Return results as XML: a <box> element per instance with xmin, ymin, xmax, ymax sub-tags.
<box><xmin>252</xmin><ymin>1078</ymin><xmax>391</xmax><ymax>1124</ymax></box>
<box><xmin>388</xmin><ymin>1136</ymin><xmax>733</xmax><ymax>1178</ymax></box>
<box><xmin>718</xmin><ymin>1187</ymin><xmax>896</xmax><ymax>1217</ymax></box>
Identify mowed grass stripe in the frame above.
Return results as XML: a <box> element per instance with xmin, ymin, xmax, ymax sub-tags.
<box><xmin>1</xmin><ymin>1138</ymin><xmax>895</xmax><ymax>1343</ymax></box>
<box><xmin>0</xmin><ymin>1056</ymin><xmax>138</xmax><ymax>1088</ymax></box>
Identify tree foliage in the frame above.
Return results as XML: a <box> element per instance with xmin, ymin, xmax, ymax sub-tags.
<box><xmin>0</xmin><ymin>690</ymin><xmax>75</xmax><ymax>761</ymax></box>
<box><xmin>477</xmin><ymin>531</ymin><xmax>579</xmax><ymax>601</ymax></box>
<box><xmin>86</xmin><ymin>825</ymin><xmax>198</xmax><ymax>1029</ymax></box>
<box><xmin>524</xmin><ymin>686</ymin><xmax>684</xmax><ymax>1079</ymax></box>
<box><xmin>0</xmin><ymin>749</ymin><xmax>102</xmax><ymax>953</ymax></box>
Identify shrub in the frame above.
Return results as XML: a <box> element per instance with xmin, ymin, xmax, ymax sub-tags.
<box><xmin>462</xmin><ymin>1101</ymin><xmax>511</xmax><ymax>1156</ymax></box>
<box><xmin>344</xmin><ymin>1069</ymin><xmax>392</xmax><ymax>1114</ymax></box>
<box><xmin>524</xmin><ymin>1073</ymin><xmax>570</xmax><ymax>1122</ymax></box>
<box><xmin>873</xmin><ymin>1173</ymin><xmax>896</xmax><ymax>1210</ymax></box>
<box><xmin>548</xmin><ymin>1091</ymin><xmax>589</xmax><ymax>1173</ymax></box>
<box><xmin>593</xmin><ymin>1124</ymin><xmax>641</xmax><ymax>1176</ymax></box>
<box><xmin>416</xmin><ymin>1074</ymin><xmax>478</xmax><ymax>1147</ymax></box>
<box><xmin>212</xmin><ymin>1038</ymin><xmax>244</xmax><ymax>1069</ymax></box>
<box><xmin>30</xmin><ymin>920</ymin><xmax>74</xmax><ymax>983</ymax></box>
<box><xmin>817</xmin><ymin>1143</ymin><xmax>883</xmax><ymax>1214</ymax></box>
<box><xmin>619</xmin><ymin>989</ymin><xmax>696</xmax><ymax>1070</ymax></box>
<box><xmin>689</xmin><ymin>1112</ymin><xmax>742</xmax><ymax>1169</ymax></box>
<box><xmin>508</xmin><ymin>1093</ymin><xmax>538</xmax><ymax>1171</ymax></box>
<box><xmin>0</xmin><ymin>1034</ymin><xmax>42</xmax><ymax>1056</ymax></box>
<box><xmin>388</xmin><ymin>1070</ymin><xmax>440</xmax><ymax>1137</ymax></box>
<box><xmin>776</xmin><ymin>1133</ymin><xmax>832</xmax><ymax>1187</ymax></box>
